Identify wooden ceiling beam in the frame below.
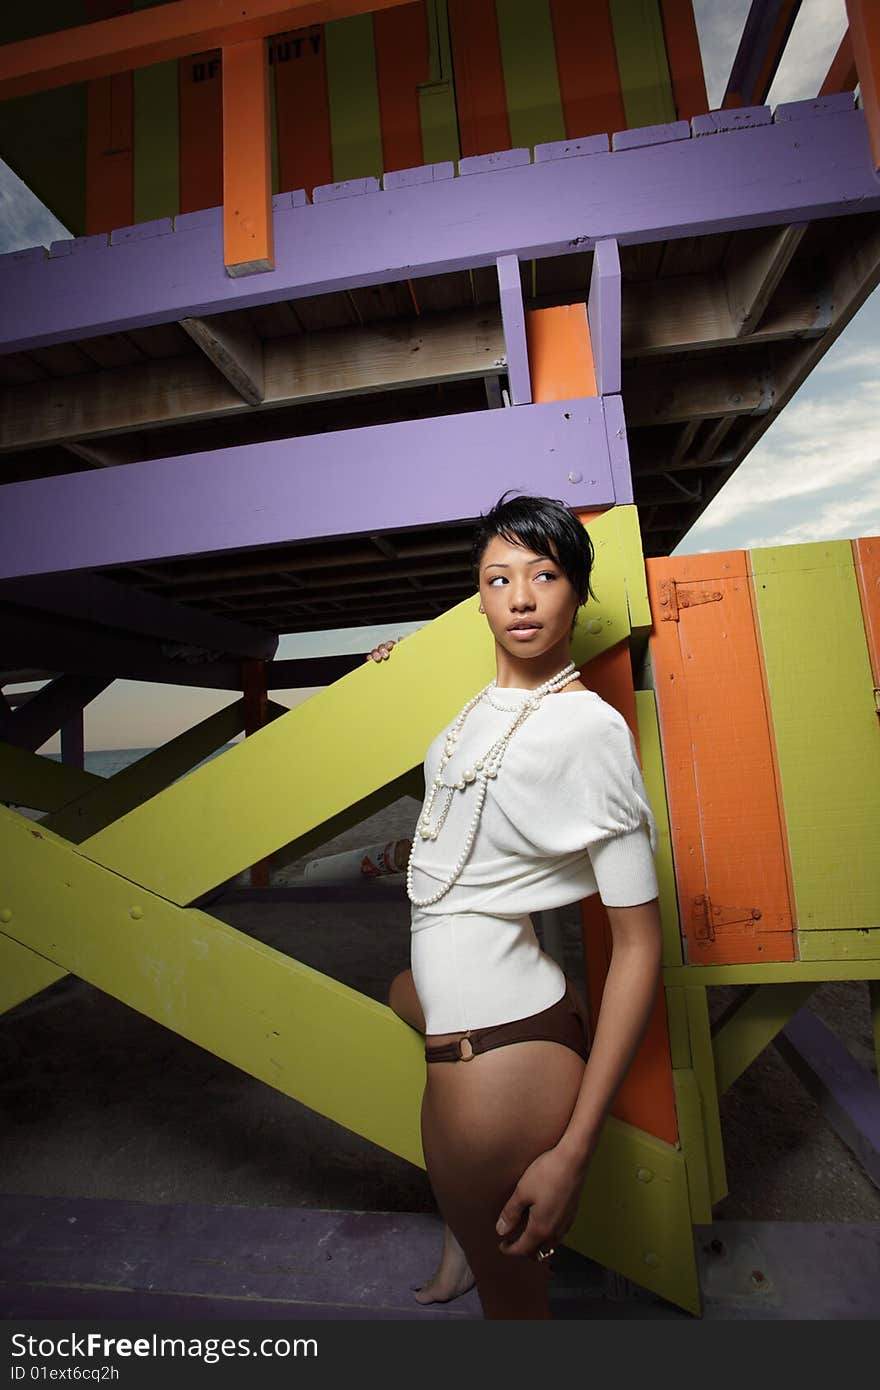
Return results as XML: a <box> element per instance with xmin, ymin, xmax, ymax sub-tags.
<box><xmin>180</xmin><ymin>314</ymin><xmax>266</xmax><ymax>405</ymax></box>
<box><xmin>0</xmin><ymin>309</ymin><xmax>505</xmax><ymax>454</ymax></box>
<box><xmin>723</xmin><ymin>224</ymin><xmax>806</xmax><ymax>337</ymax></box>
<box><xmin>624</xmin><ymin>361</ymin><xmax>771</xmax><ymax>427</ymax></box>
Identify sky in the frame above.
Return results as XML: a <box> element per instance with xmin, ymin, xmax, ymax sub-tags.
<box><xmin>1</xmin><ymin>0</ymin><xmax>875</xmax><ymax>752</ymax></box>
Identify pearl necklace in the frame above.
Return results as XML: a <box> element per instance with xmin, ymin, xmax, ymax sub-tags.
<box><xmin>406</xmin><ymin>661</ymin><xmax>578</xmax><ymax>907</ymax></box>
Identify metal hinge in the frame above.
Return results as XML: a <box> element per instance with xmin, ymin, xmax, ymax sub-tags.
<box><xmin>659</xmin><ymin>581</ymin><xmax>724</xmax><ymax>623</ymax></box>
<box><xmin>691</xmin><ymin>894</ymin><xmax>764</xmax><ymax>942</ymax></box>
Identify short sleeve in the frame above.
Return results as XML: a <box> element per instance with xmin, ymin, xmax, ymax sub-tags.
<box><xmin>581</xmin><ymin>709</ymin><xmax>660</xmax><ymax>908</ymax></box>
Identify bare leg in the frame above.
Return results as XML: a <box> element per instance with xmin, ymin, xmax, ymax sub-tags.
<box><xmin>387</xmin><ymin>969</ymin><xmax>475</xmax><ymax>1305</ymax></box>
<box><xmin>420</xmin><ymin>1038</ymin><xmax>586</xmax><ymax>1320</ymax></box>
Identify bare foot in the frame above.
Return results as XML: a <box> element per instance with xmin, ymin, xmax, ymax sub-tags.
<box><xmin>413</xmin><ymin>1223</ymin><xmax>475</xmax><ymax>1305</ymax></box>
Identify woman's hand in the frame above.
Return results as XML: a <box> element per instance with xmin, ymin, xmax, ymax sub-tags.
<box><xmin>494</xmin><ymin>1143</ymin><xmax>594</xmax><ymax>1259</ymax></box>
<box><xmin>364</xmin><ymin>638</ymin><xmax>400</xmax><ymax>663</ymax></box>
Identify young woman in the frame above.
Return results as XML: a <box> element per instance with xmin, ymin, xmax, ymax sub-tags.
<box><xmin>367</xmin><ymin>491</ymin><xmax>663</xmax><ymax>1320</ymax></box>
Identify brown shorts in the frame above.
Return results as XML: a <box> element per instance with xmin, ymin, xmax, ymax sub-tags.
<box><xmin>424</xmin><ymin>978</ymin><xmax>591</xmax><ymax>1065</ymax></box>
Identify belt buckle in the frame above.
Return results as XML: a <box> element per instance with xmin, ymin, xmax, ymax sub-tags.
<box><xmin>459</xmin><ymin>1033</ymin><xmax>475</xmax><ymax>1061</ymax></box>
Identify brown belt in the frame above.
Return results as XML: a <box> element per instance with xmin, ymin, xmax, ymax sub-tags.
<box><xmin>424</xmin><ymin>982</ymin><xmax>588</xmax><ymax>1063</ymax></box>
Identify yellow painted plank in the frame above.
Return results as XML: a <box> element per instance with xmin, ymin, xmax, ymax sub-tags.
<box><xmin>44</xmin><ymin>698</ymin><xmax>255</xmax><ymax>844</ymax></box>
<box><xmin>495</xmin><ymin>0</ymin><xmax>566</xmax><ymax>150</ymax></box>
<box><xmin>324</xmin><ymin>14</ymin><xmax>383</xmax><ymax>183</ymax></box>
<box><xmin>0</xmin><ymin>801</ymin><xmax>700</xmax><ymax>1313</ymax></box>
<box><xmin>0</xmin><ymin>741</ymin><xmax>99</xmax><ymax>812</ymax></box>
<box><xmin>666</xmin><ymin>959</ymin><xmax>880</xmax><ymax>985</ymax></box>
<box><xmin>636</xmin><ymin>689</ymin><xmax>683</xmax><ymax>968</ymax></box>
<box><xmin>80</xmin><ymin>506</ymin><xmax>644</xmax><ymax>906</ymax></box>
<box><xmin>684</xmin><ymin>987</ymin><xmax>727</xmax><ymax>1204</ymax></box>
<box><xmin>672</xmin><ymin>1068</ymin><xmax>713</xmax><ymax>1224</ymax></box>
<box><xmin>0</xmin><ymin>935</ymin><xmax>66</xmax><ymax>1016</ymax></box>
<box><xmin>665</xmin><ymin>986</ymin><xmax>691</xmax><ymax>1069</ymax></box>
<box><xmin>418</xmin><ymin>0</ymin><xmax>460</xmax><ymax>165</ymax></box>
<box><xmin>712</xmin><ymin>981</ymin><xmax>819</xmax><ymax>1095</ymax></box>
<box><xmin>797</xmin><ymin>929</ymin><xmax>880</xmax><ymax>962</ymax></box>
<box><xmin>750</xmin><ymin>539</ymin><xmax>880</xmax><ymax>933</ymax></box>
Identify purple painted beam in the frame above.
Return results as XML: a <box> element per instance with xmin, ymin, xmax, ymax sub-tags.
<box><xmin>723</xmin><ymin>0</ymin><xmax>804</xmax><ymax>109</ymax></box>
<box><xmin>587</xmin><ymin>238</ymin><xmax>621</xmax><ymax>396</ymax></box>
<box><xmin>496</xmin><ymin>254</ymin><xmax>531</xmax><ymax>405</ymax></box>
<box><xmin>603</xmin><ymin>395</ymin><xmax>632</xmax><ymax>504</ymax></box>
<box><xmin>0</xmin><ymin>399</ymin><xmax>614</xmax><ymax>580</ymax></box>
<box><xmin>0</xmin><ymin>107</ymin><xmax>877</xmax><ymax>354</ymax></box>
<box><xmin>775</xmin><ymin>1007</ymin><xmax>880</xmax><ymax>1187</ymax></box>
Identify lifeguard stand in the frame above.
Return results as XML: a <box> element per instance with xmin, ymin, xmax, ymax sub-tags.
<box><xmin>1</xmin><ymin>1</ymin><xmax>878</xmax><ymax>1317</ymax></box>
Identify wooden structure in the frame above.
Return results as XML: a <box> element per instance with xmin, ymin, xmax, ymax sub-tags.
<box><xmin>1</xmin><ymin>0</ymin><xmax>879</xmax><ymax>1318</ymax></box>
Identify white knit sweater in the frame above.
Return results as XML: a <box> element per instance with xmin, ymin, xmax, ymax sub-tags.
<box><xmin>408</xmin><ymin>685</ymin><xmax>660</xmax><ymax>918</ymax></box>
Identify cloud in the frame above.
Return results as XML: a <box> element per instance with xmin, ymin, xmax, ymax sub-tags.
<box><xmin>0</xmin><ymin>157</ymin><xmax>70</xmax><ymax>254</ymax></box>
<box><xmin>692</xmin><ymin>0</ymin><xmax>848</xmax><ymax>111</ymax></box>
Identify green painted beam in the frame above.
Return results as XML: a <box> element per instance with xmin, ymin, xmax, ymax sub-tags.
<box><xmin>797</xmin><ymin>929</ymin><xmax>880</xmax><ymax>962</ymax></box>
<box><xmin>636</xmin><ymin>689</ymin><xmax>683</xmax><ymax>968</ymax></box>
<box><xmin>324</xmin><ymin>14</ymin><xmax>384</xmax><ymax>183</ymax></box>
<box><xmin>133</xmin><ymin>60</ymin><xmax>179</xmax><ymax>224</ymax></box>
<box><xmin>495</xmin><ymin>0</ymin><xmax>565</xmax><ymax>150</ymax></box>
<box><xmin>672</xmin><ymin>1068</ymin><xmax>713</xmax><ymax>1224</ymax></box>
<box><xmin>751</xmin><ymin>540</ymin><xmax>880</xmax><ymax>935</ymax></box>
<box><xmin>712</xmin><ymin>981</ymin><xmax>819</xmax><ymax>1095</ymax></box>
<box><xmin>418</xmin><ymin>0</ymin><xmax>460</xmax><ymax>166</ymax></box>
<box><xmin>0</xmin><ymin>741</ymin><xmax>99</xmax><ymax>813</ymax></box>
<box><xmin>0</xmin><ymin>800</ymin><xmax>700</xmax><ymax>1313</ymax></box>
<box><xmin>78</xmin><ymin>506</ymin><xmax>647</xmax><ymax>907</ymax></box>
<box><xmin>665</xmin><ymin>960</ymin><xmax>880</xmax><ymax>985</ymax></box>
<box><xmin>0</xmin><ymin>936</ymin><xmax>66</xmax><ymax>1016</ymax></box>
<box><xmin>43</xmin><ymin>697</ymin><xmax>262</xmax><ymax>844</ymax></box>
<box><xmin>684</xmin><ymin>987</ymin><xmax>727</xmax><ymax>1204</ymax></box>
<box><xmin>609</xmin><ymin>0</ymin><xmax>677</xmax><ymax>130</ymax></box>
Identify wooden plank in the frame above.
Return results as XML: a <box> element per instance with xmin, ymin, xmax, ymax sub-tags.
<box><xmin>179</xmin><ymin>313</ymin><xmax>266</xmax><ymax>404</ymax></box>
<box><xmin>712</xmin><ymin>980</ymin><xmax>819</xmax><ymax>1094</ymax></box>
<box><xmin>672</xmin><ymin>1068</ymin><xmax>713</xmax><ymax>1222</ymax></box>
<box><xmin>525</xmin><ymin>303</ymin><xmax>596</xmax><ymax>402</ymax></box>
<box><xmin>373</xmin><ymin>2</ymin><xmax>429</xmax><ymax>175</ymax></box>
<box><xmin>665</xmin><ymin>986</ymin><xmax>691</xmax><ymax>1068</ymax></box>
<box><xmin>684</xmin><ymin>986</ymin><xmax>727</xmax><ymax>1203</ymax></box>
<box><xmin>852</xmin><ymin>536</ymin><xmax>880</xmax><ymax>688</ymax></box>
<box><xmin>3</xmin><ymin>676</ymin><xmax>113</xmax><ymax>755</ymax></box>
<box><xmin>133</xmin><ymin>59</ymin><xmax>179</xmax><ymax>223</ymax></box>
<box><xmin>666</xmin><ymin>959</ymin><xmax>880</xmax><ymax>985</ymax></box>
<box><xmin>222</xmin><ymin>38</ymin><xmax>274</xmax><ymax>275</ymax></box>
<box><xmin>85</xmin><ymin>1</ymin><xmax>133</xmax><ymax>237</ymax></box>
<box><xmin>0</xmin><ymin>309</ymin><xmax>507</xmax><ymax>449</ymax></box>
<box><xmin>0</xmin><ymin>1</ymin><xmax>416</xmax><ymax>100</ymax></box>
<box><xmin>608</xmin><ymin>0</ymin><xmax>677</xmax><ymax>129</ymax></box>
<box><xmin>496</xmin><ymin>255</ymin><xmax>531</xmax><ymax>404</ymax></box>
<box><xmin>659</xmin><ymin>0</ymin><xmax>708</xmax><ymax>120</ymax></box>
<box><xmin>820</xmin><ymin>28</ymin><xmax>857</xmax><ymax>96</ymax></box>
<box><xmin>0</xmin><ymin>741</ymin><xmax>100</xmax><ymax>813</ymax></box>
<box><xmin>645</xmin><ymin>551</ymin><xmax>796</xmax><ymax>965</ymax></box>
<box><xmin>324</xmin><ymin>14</ymin><xmax>383</xmax><ymax>182</ymax></box>
<box><xmin>495</xmin><ymin>0</ymin><xmax>565</xmax><ymax>149</ymax></box>
<box><xmin>416</xmin><ymin>0</ymin><xmax>460</xmax><ymax>166</ymax></box>
<box><xmin>775</xmin><ymin>1007</ymin><xmax>880</xmax><ymax>1180</ymax></box>
<box><xmin>178</xmin><ymin>47</ymin><xmax>222</xmax><ymax>215</ymax></box>
<box><xmin>273</xmin><ymin>25</ymin><xmax>333</xmax><ymax>198</ymax></box>
<box><xmin>750</xmin><ymin>540</ymin><xmax>880</xmax><ymax>935</ymax></box>
<box><xmin>548</xmin><ymin>0</ymin><xmax>626</xmax><ymax>140</ymax></box>
<box><xmin>635</xmin><ymin>689</ymin><xmax>683</xmax><ymax>969</ymax></box>
<box><xmin>797</xmin><ymin>930</ymin><xmax>880</xmax><ymax>962</ymax></box>
<box><xmin>722</xmin><ymin>0</ymin><xmax>802</xmax><ymax>110</ymax></box>
<box><xmin>587</xmin><ymin>238</ymin><xmax>621</xmax><ymax>394</ymax></box>
<box><xmin>624</xmin><ymin>360</ymin><xmax>769</xmax><ymax>425</ymax></box>
<box><xmin>845</xmin><ymin>0</ymin><xmax>880</xmax><ymax>172</ymax></box>
<box><xmin>724</xmin><ymin>224</ymin><xmax>805</xmax><ymax>336</ymax></box>
<box><xmin>447</xmin><ymin>0</ymin><xmax>511</xmax><ymax>157</ymax></box>
<box><xmin>0</xmin><ymin>938</ymin><xmax>66</xmax><ymax>1018</ymax></box>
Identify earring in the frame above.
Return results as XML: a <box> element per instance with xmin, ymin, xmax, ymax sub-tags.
<box><xmin>478</xmin><ymin>605</ymin><xmax>484</xmax><ymax>613</ymax></box>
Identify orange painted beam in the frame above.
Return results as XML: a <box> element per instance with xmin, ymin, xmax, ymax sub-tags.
<box><xmin>851</xmin><ymin>536</ymin><xmax>880</xmax><ymax>688</ymax></box>
<box><xmin>222</xmin><ymin>39</ymin><xmax>274</xmax><ymax>276</ymax></box>
<box><xmin>448</xmin><ymin>0</ymin><xmax>511</xmax><ymax>159</ymax></box>
<box><xmin>85</xmin><ymin>0</ymin><xmax>133</xmax><ymax>236</ymax></box>
<box><xmin>548</xmin><ymin>0</ymin><xmax>626</xmax><ymax>141</ymax></box>
<box><xmin>819</xmin><ymin>27</ymin><xmax>857</xmax><ymax>95</ymax></box>
<box><xmin>846</xmin><ymin>0</ymin><xmax>880</xmax><ymax>174</ymax></box>
<box><xmin>373</xmin><ymin>2</ymin><xmax>430</xmax><ymax>176</ymax></box>
<box><xmin>0</xmin><ymin>0</ymin><xmax>415</xmax><ymax>101</ymax></box>
<box><xmin>274</xmin><ymin>27</ymin><xmax>333</xmax><ymax>200</ymax></box>
<box><xmin>660</xmin><ymin>0</ymin><xmax>709</xmax><ymax>120</ymax></box>
<box><xmin>525</xmin><ymin>304</ymin><xmax>597</xmax><ymax>401</ymax></box>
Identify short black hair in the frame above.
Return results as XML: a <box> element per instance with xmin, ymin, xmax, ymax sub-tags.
<box><xmin>470</xmin><ymin>490</ymin><xmax>596</xmax><ymax>633</ymax></box>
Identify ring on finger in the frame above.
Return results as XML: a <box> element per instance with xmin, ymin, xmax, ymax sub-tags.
<box><xmin>536</xmin><ymin>1245</ymin><xmax>556</xmax><ymax>1263</ymax></box>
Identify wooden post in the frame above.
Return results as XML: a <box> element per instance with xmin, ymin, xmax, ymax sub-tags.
<box><xmin>222</xmin><ymin>38</ymin><xmax>274</xmax><ymax>276</ymax></box>
<box><xmin>242</xmin><ymin>657</ymin><xmax>271</xmax><ymax>886</ymax></box>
